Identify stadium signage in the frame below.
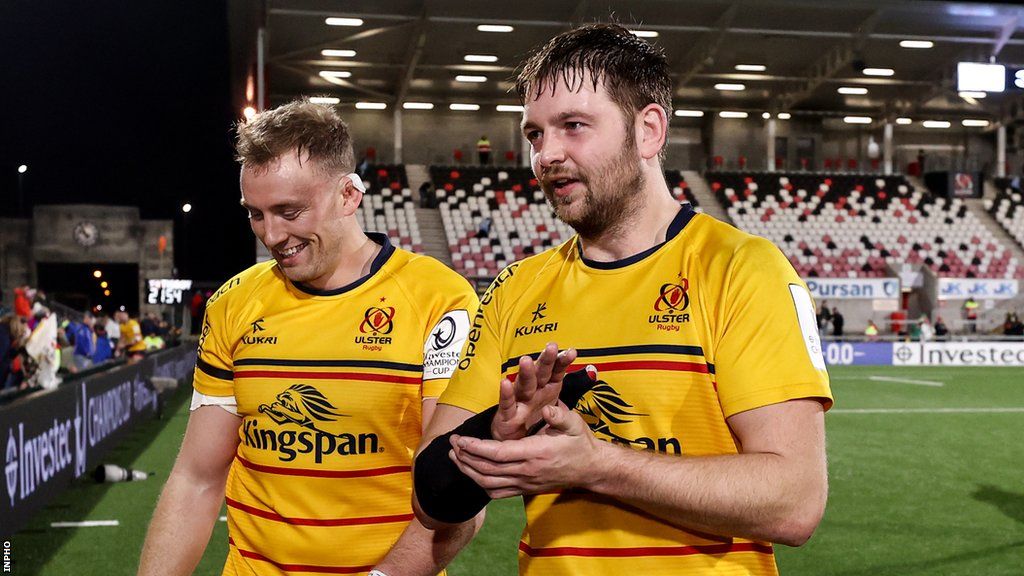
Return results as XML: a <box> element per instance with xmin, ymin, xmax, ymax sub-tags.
<box><xmin>822</xmin><ymin>342</ymin><xmax>893</xmax><ymax>366</ymax></box>
<box><xmin>936</xmin><ymin>278</ymin><xmax>1019</xmax><ymax>300</ymax></box>
<box><xmin>893</xmin><ymin>343</ymin><xmax>1024</xmax><ymax>367</ymax></box>
<box><xmin>804</xmin><ymin>278</ymin><xmax>900</xmax><ymax>300</ymax></box>
<box><xmin>0</xmin><ymin>346</ymin><xmax>196</xmax><ymax>539</ymax></box>
<box><xmin>147</xmin><ymin>278</ymin><xmax>193</xmax><ymax>305</ymax></box>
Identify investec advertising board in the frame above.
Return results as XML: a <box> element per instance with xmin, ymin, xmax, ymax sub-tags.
<box><xmin>1</xmin><ymin>346</ymin><xmax>196</xmax><ymax>538</ymax></box>
<box><xmin>805</xmin><ymin>278</ymin><xmax>900</xmax><ymax>300</ymax></box>
<box><xmin>892</xmin><ymin>342</ymin><xmax>1024</xmax><ymax>366</ymax></box>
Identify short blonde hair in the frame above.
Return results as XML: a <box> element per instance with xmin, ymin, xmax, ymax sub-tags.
<box><xmin>235</xmin><ymin>99</ymin><xmax>355</xmax><ymax>176</ymax></box>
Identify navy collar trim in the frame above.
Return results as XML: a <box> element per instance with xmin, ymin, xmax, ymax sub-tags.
<box><xmin>578</xmin><ymin>204</ymin><xmax>696</xmax><ymax>270</ymax></box>
<box><xmin>292</xmin><ymin>233</ymin><xmax>395</xmax><ymax>296</ymax></box>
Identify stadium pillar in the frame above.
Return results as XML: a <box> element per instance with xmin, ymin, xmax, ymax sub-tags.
<box><xmin>766</xmin><ymin>118</ymin><xmax>776</xmax><ymax>172</ymax></box>
<box><xmin>883</xmin><ymin>121</ymin><xmax>893</xmax><ymax>175</ymax></box>
<box><xmin>394</xmin><ymin>108</ymin><xmax>403</xmax><ymax>164</ymax></box>
<box><xmin>257</xmin><ymin>28</ymin><xmax>266</xmax><ymax>111</ymax></box>
<box><xmin>996</xmin><ymin>123</ymin><xmax>1006</xmax><ymax>178</ymax></box>
<box><xmin>521</xmin><ymin>131</ymin><xmax>531</xmax><ymax>168</ymax></box>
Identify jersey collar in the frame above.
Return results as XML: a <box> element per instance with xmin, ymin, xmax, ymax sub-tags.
<box><xmin>291</xmin><ymin>233</ymin><xmax>395</xmax><ymax>296</ymax></box>
<box><xmin>577</xmin><ymin>203</ymin><xmax>696</xmax><ymax>270</ymax></box>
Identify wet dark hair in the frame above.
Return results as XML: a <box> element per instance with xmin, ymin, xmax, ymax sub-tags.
<box><xmin>515</xmin><ymin>23</ymin><xmax>672</xmax><ymax>135</ymax></box>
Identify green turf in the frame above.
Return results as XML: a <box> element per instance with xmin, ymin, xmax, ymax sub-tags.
<box><xmin>12</xmin><ymin>366</ymin><xmax>1024</xmax><ymax>575</ymax></box>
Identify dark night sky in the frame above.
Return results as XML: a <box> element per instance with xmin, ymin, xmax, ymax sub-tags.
<box><xmin>0</xmin><ymin>1</ymin><xmax>254</xmax><ymax>283</ymax></box>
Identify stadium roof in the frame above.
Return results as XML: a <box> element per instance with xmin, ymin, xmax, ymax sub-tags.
<box><xmin>246</xmin><ymin>0</ymin><xmax>1024</xmax><ymax>122</ymax></box>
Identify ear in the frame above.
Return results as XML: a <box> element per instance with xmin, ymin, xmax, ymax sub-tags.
<box><xmin>636</xmin><ymin>103</ymin><xmax>668</xmax><ymax>161</ymax></box>
<box><xmin>339</xmin><ymin>175</ymin><xmax>363</xmax><ymax>217</ymax></box>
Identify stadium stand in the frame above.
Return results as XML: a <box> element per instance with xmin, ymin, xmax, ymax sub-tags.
<box><xmin>355</xmin><ymin>165</ymin><xmax>423</xmax><ymax>253</ymax></box>
<box><xmin>710</xmin><ymin>171</ymin><xmax>1024</xmax><ymax>279</ymax></box>
<box><xmin>431</xmin><ymin>166</ymin><xmax>700</xmax><ymax>279</ymax></box>
<box><xmin>988</xmin><ymin>178</ymin><xmax>1024</xmax><ymax>251</ymax></box>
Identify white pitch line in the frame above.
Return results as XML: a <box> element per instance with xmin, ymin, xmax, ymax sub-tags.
<box><xmin>832</xmin><ymin>407</ymin><xmax>1024</xmax><ymax>414</ymax></box>
<box><xmin>867</xmin><ymin>376</ymin><xmax>944</xmax><ymax>387</ymax></box>
<box><xmin>51</xmin><ymin>520</ymin><xmax>120</xmax><ymax>528</ymax></box>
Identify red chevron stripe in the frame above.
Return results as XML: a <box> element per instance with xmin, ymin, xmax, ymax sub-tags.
<box><xmin>229</xmin><ymin>538</ymin><xmax>374</xmax><ymax>574</ymax></box>
<box><xmin>236</xmin><ymin>455</ymin><xmax>411</xmax><ymax>479</ymax></box>
<box><xmin>519</xmin><ymin>540</ymin><xmax>773</xmax><ymax>558</ymax></box>
<box><xmin>225</xmin><ymin>497</ymin><xmax>413</xmax><ymax>527</ymax></box>
<box><xmin>234</xmin><ymin>370</ymin><xmax>421</xmax><ymax>385</ymax></box>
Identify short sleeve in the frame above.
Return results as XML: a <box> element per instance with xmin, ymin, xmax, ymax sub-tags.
<box><xmin>421</xmin><ymin>276</ymin><xmax>480</xmax><ymax>399</ymax></box>
<box><xmin>712</xmin><ymin>237</ymin><xmax>833</xmax><ymax>418</ymax></box>
<box><xmin>437</xmin><ymin>266</ymin><xmax>514</xmax><ymax>413</ymax></box>
<box><xmin>193</xmin><ymin>290</ymin><xmax>236</xmax><ymax>397</ymax></box>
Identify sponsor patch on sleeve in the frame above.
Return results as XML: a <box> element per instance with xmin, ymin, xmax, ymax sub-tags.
<box><xmin>423</xmin><ymin>310</ymin><xmax>471</xmax><ymax>380</ymax></box>
<box><xmin>789</xmin><ymin>284</ymin><xmax>827</xmax><ymax>370</ymax></box>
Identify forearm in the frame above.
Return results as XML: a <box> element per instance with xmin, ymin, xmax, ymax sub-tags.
<box><xmin>374</xmin><ymin>515</ymin><xmax>482</xmax><ymax>576</ymax></box>
<box><xmin>137</xmin><ymin>471</ymin><xmax>225</xmax><ymax>576</ymax></box>
<box><xmin>586</xmin><ymin>443</ymin><xmax>826</xmax><ymax>546</ymax></box>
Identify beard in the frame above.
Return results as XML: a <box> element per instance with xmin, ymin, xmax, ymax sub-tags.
<box><xmin>540</xmin><ymin>139</ymin><xmax>645</xmax><ymax>239</ymax></box>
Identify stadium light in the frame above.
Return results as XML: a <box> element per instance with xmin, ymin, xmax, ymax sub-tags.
<box><xmin>715</xmin><ymin>83</ymin><xmax>745</xmax><ymax>91</ymax></box>
<box><xmin>719</xmin><ymin>111</ymin><xmax>748</xmax><ymax>119</ymax></box>
<box><xmin>449</xmin><ymin>103</ymin><xmax>481</xmax><ymax>111</ymax></box>
<box><xmin>243</xmin><ymin>106</ymin><xmax>256</xmax><ymax>120</ymax></box>
<box><xmin>862</xmin><ymin>68</ymin><xmax>895</xmax><ymax>77</ymax></box>
<box><xmin>309</xmin><ymin>97</ymin><xmax>340</xmax><ymax>104</ymax></box>
<box><xmin>674</xmin><ymin>110</ymin><xmax>704</xmax><ymax>117</ymax></box>
<box><xmin>119</xmin><ymin>306</ymin><xmax>125</xmax><ymax>312</ymax></box>
<box><xmin>900</xmin><ymin>40</ymin><xmax>934</xmax><ymax>49</ymax></box>
<box><xmin>319</xmin><ymin>70</ymin><xmax>352</xmax><ymax>79</ymax></box>
<box><xmin>325</xmin><ymin>17</ymin><xmax>363</xmax><ymax>27</ymax></box>
<box><xmin>962</xmin><ymin>119</ymin><xmax>990</xmax><ymax>127</ymax></box>
<box><xmin>182</xmin><ymin>203</ymin><xmax>192</xmax><ymax>213</ymax></box>
<box><xmin>735</xmin><ymin>64</ymin><xmax>766</xmax><ymax>72</ymax></box>
<box><xmin>464</xmin><ymin>54</ymin><xmax>498</xmax><ymax>63</ymax></box>
<box><xmin>762</xmin><ymin>112</ymin><xmax>771</xmax><ymax>119</ymax></box>
<box><xmin>100</xmin><ymin>281</ymin><xmax>108</xmax><ymax>288</ymax></box>
<box><xmin>957</xmin><ymin>62</ymin><xmax>1005</xmax><ymax>92</ymax></box>
<box><xmin>777</xmin><ymin>112</ymin><xmax>791</xmax><ymax>120</ymax></box>
<box><xmin>630</xmin><ymin>30</ymin><xmax>659</xmax><ymax>38</ymax></box>
<box><xmin>403</xmin><ymin>102</ymin><xmax>434</xmax><ymax>110</ymax></box>
<box><xmin>496</xmin><ymin>105</ymin><xmax>524</xmax><ymax>112</ymax></box>
<box><xmin>477</xmin><ymin>24</ymin><xmax>513</xmax><ymax>33</ymax></box>
<box><xmin>922</xmin><ymin>120</ymin><xmax>951</xmax><ymax>129</ymax></box>
<box><xmin>896</xmin><ymin>117</ymin><xmax>913</xmax><ymax>125</ymax></box>
<box><xmin>17</xmin><ymin>164</ymin><xmax>27</xmax><ymax>174</ymax></box>
<box><xmin>455</xmin><ymin>75</ymin><xmax>487</xmax><ymax>83</ymax></box>
<box><xmin>843</xmin><ymin>116</ymin><xmax>873</xmax><ymax>124</ymax></box>
<box><xmin>321</xmin><ymin>49</ymin><xmax>356</xmax><ymax>58</ymax></box>
<box><xmin>104</xmin><ymin>289</ymin><xmax>111</xmax><ymax>296</ymax></box>
<box><xmin>958</xmin><ymin>91</ymin><xmax>987</xmax><ymax>99</ymax></box>
<box><xmin>355</xmin><ymin>102</ymin><xmax>387</xmax><ymax>110</ymax></box>
<box><xmin>93</xmin><ymin>270</ymin><xmax>102</xmax><ymax>278</ymax></box>
<box><xmin>838</xmin><ymin>87</ymin><xmax>868</xmax><ymax>95</ymax></box>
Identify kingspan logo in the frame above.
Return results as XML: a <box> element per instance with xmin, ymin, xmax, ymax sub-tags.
<box><xmin>573</xmin><ymin>381</ymin><xmax>682</xmax><ymax>454</ymax></box>
<box><xmin>247</xmin><ymin>384</ymin><xmax>381</xmax><ymax>463</ymax></box>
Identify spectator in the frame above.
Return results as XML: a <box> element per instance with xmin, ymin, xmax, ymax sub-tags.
<box><xmin>475</xmin><ymin>216</ymin><xmax>493</xmax><ymax>239</ymax></box>
<box><xmin>831</xmin><ymin>307</ymin><xmax>845</xmax><ymax>340</ymax></box>
<box><xmin>419</xmin><ymin>180</ymin><xmax>436</xmax><ymax>208</ymax></box>
<box><xmin>890</xmin><ymin>310</ymin><xmax>906</xmax><ymax>336</ymax></box>
<box><xmin>13</xmin><ymin>286</ymin><xmax>33</xmax><ymax>320</ymax></box>
<box><xmin>864</xmin><ymin>320</ymin><xmax>879</xmax><ymax>341</ymax></box>
<box><xmin>816</xmin><ymin>300</ymin><xmax>832</xmax><ymax>332</ymax></box>
<box><xmin>476</xmin><ymin>134</ymin><xmax>491</xmax><ymax>164</ymax></box>
<box><xmin>0</xmin><ymin>315</ymin><xmax>29</xmax><ymax>393</ymax></box>
<box><xmin>963</xmin><ymin>296</ymin><xmax>979</xmax><ymax>333</ymax></box>
<box><xmin>66</xmin><ymin>312</ymin><xmax>96</xmax><ymax>372</ymax></box>
<box><xmin>103</xmin><ymin>314</ymin><xmax>121</xmax><ymax>350</ymax></box>
<box><xmin>934</xmin><ymin>316</ymin><xmax>949</xmax><ymax>340</ymax></box>
<box><xmin>92</xmin><ymin>323</ymin><xmax>114</xmax><ymax>364</ymax></box>
<box><xmin>116</xmin><ymin>311</ymin><xmax>146</xmax><ymax>363</ymax></box>
<box><xmin>919</xmin><ymin>315</ymin><xmax>935</xmax><ymax>342</ymax></box>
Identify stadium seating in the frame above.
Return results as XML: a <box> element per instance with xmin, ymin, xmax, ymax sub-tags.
<box><xmin>987</xmin><ymin>178</ymin><xmax>1024</xmax><ymax>251</ymax></box>
<box><xmin>431</xmin><ymin>166</ymin><xmax>700</xmax><ymax>278</ymax></box>
<box><xmin>709</xmin><ymin>171</ymin><xmax>1024</xmax><ymax>279</ymax></box>
<box><xmin>355</xmin><ymin>165</ymin><xmax>423</xmax><ymax>253</ymax></box>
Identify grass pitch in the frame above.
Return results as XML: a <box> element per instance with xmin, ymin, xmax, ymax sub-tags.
<box><xmin>11</xmin><ymin>366</ymin><xmax>1024</xmax><ymax>575</ymax></box>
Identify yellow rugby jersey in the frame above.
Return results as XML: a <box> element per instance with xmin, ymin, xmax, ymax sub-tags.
<box><xmin>193</xmin><ymin>234</ymin><xmax>477</xmax><ymax>576</ymax></box>
<box><xmin>440</xmin><ymin>205</ymin><xmax>833</xmax><ymax>576</ymax></box>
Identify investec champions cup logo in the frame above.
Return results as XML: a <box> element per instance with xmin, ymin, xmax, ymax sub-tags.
<box><xmin>356</xmin><ymin>299</ymin><xmax>396</xmax><ymax>350</ymax></box>
<box><xmin>246</xmin><ymin>384</ymin><xmax>381</xmax><ymax>462</ymax></box>
<box><xmin>572</xmin><ymin>380</ymin><xmax>682</xmax><ymax>454</ymax></box>
<box><xmin>649</xmin><ymin>280</ymin><xmax>691</xmax><ymax>330</ymax></box>
<box><xmin>5</xmin><ymin>431</ymin><xmax>17</xmax><ymax>506</ymax></box>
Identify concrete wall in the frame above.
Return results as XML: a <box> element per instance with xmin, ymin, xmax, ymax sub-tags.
<box><xmin>2</xmin><ymin>206</ymin><xmax>174</xmax><ymax>316</ymax></box>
